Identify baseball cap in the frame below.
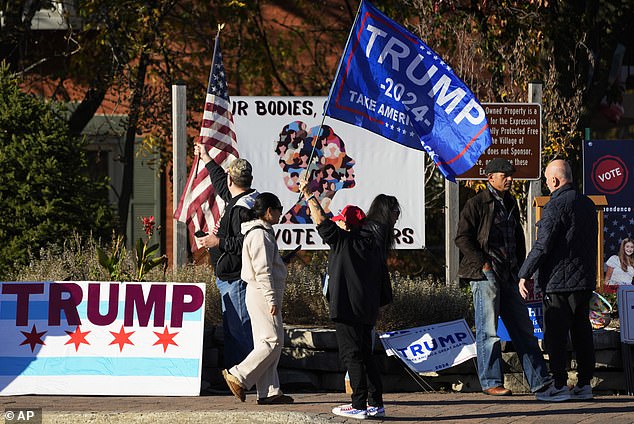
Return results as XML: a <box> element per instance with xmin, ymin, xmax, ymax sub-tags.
<box><xmin>331</xmin><ymin>205</ymin><xmax>366</xmax><ymax>227</ymax></box>
<box><xmin>227</xmin><ymin>158</ymin><xmax>253</xmax><ymax>187</ymax></box>
<box><xmin>485</xmin><ymin>158</ymin><xmax>516</xmax><ymax>175</ymax></box>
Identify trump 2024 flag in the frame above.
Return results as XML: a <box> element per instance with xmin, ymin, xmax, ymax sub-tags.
<box><xmin>325</xmin><ymin>0</ymin><xmax>491</xmax><ymax>181</ymax></box>
<box><xmin>0</xmin><ymin>281</ymin><xmax>205</xmax><ymax>396</ymax></box>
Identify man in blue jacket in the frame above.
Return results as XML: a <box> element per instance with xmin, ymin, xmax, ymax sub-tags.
<box><xmin>519</xmin><ymin>159</ymin><xmax>598</xmax><ymax>402</ymax></box>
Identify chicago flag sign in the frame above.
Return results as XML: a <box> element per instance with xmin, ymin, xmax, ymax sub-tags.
<box><xmin>0</xmin><ymin>281</ymin><xmax>205</xmax><ymax>396</ymax></box>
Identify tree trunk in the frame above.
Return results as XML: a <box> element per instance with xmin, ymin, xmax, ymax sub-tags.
<box><xmin>68</xmin><ymin>85</ymin><xmax>108</xmax><ymax>136</ymax></box>
<box><xmin>117</xmin><ymin>50</ymin><xmax>150</xmax><ymax>235</ymax></box>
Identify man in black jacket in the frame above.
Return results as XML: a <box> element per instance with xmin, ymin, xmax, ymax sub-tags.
<box><xmin>519</xmin><ymin>159</ymin><xmax>598</xmax><ymax>401</ymax></box>
<box><xmin>194</xmin><ymin>144</ymin><xmax>259</xmax><ymax>369</ymax></box>
<box><xmin>455</xmin><ymin>158</ymin><xmax>551</xmax><ymax>397</ymax></box>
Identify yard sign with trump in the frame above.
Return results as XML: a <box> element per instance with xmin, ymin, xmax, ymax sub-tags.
<box><xmin>325</xmin><ymin>0</ymin><xmax>491</xmax><ymax>181</ymax></box>
<box><xmin>0</xmin><ymin>281</ymin><xmax>205</xmax><ymax>396</ymax></box>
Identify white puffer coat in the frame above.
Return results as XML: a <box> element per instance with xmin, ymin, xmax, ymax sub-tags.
<box><xmin>240</xmin><ymin>219</ymin><xmax>287</xmax><ymax>307</ymax></box>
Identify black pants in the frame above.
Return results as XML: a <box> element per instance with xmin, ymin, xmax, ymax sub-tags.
<box><xmin>335</xmin><ymin>321</ymin><xmax>383</xmax><ymax>410</ymax></box>
<box><xmin>543</xmin><ymin>290</ymin><xmax>595</xmax><ymax>387</ymax></box>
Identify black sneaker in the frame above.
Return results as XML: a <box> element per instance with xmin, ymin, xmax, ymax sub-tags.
<box><xmin>257</xmin><ymin>394</ymin><xmax>294</xmax><ymax>405</ymax></box>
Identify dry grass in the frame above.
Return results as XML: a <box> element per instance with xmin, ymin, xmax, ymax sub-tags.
<box><xmin>11</xmin><ymin>234</ymin><xmax>114</xmax><ymax>282</ymax></box>
<box><xmin>281</xmin><ymin>253</ymin><xmax>472</xmax><ymax>331</ymax></box>
<box><xmin>282</xmin><ymin>252</ymin><xmax>330</xmax><ymax>326</ymax></box>
<box><xmin>9</xmin><ymin>239</ymin><xmax>472</xmax><ymax>330</ymax></box>
<box><xmin>378</xmin><ymin>273</ymin><xmax>473</xmax><ymax>332</ymax></box>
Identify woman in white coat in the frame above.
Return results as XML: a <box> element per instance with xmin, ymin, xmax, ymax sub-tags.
<box><xmin>222</xmin><ymin>192</ymin><xmax>294</xmax><ymax>405</ymax></box>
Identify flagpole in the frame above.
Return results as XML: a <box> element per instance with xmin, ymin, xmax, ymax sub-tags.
<box><xmin>296</xmin><ymin>1</ymin><xmax>364</xmax><ymax>203</ymax></box>
<box><xmin>195</xmin><ymin>23</ymin><xmax>226</xmax><ymax>177</ymax></box>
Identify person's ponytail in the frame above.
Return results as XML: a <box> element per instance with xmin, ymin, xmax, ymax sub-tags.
<box><xmin>249</xmin><ymin>192</ymin><xmax>282</xmax><ymax>221</ymax></box>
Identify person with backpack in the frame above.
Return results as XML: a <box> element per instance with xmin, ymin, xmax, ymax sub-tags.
<box><xmin>194</xmin><ymin>144</ymin><xmax>259</xmax><ymax>369</ymax></box>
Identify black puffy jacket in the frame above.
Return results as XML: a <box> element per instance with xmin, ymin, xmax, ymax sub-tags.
<box><xmin>317</xmin><ymin>219</ymin><xmax>392</xmax><ymax>326</ymax></box>
<box><xmin>518</xmin><ymin>184</ymin><xmax>597</xmax><ymax>293</ymax></box>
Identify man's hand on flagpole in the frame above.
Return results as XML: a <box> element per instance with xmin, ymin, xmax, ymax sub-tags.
<box><xmin>298</xmin><ymin>178</ymin><xmax>312</xmax><ymax>200</ymax></box>
<box><xmin>299</xmin><ymin>178</ymin><xmax>326</xmax><ymax>226</ymax></box>
<box><xmin>194</xmin><ymin>143</ymin><xmax>212</xmax><ymax>165</ymax></box>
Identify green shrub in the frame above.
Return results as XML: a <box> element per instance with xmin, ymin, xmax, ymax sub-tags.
<box><xmin>0</xmin><ymin>64</ymin><xmax>115</xmax><ymax>278</ymax></box>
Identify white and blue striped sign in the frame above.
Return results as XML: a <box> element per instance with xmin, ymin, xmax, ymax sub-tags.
<box><xmin>379</xmin><ymin>319</ymin><xmax>476</xmax><ymax>373</ymax></box>
<box><xmin>0</xmin><ymin>281</ymin><xmax>206</xmax><ymax>396</ymax></box>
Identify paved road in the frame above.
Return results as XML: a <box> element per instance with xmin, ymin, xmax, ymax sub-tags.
<box><xmin>3</xmin><ymin>391</ymin><xmax>634</xmax><ymax>423</ymax></box>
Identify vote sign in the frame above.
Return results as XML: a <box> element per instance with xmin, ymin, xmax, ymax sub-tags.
<box><xmin>591</xmin><ymin>155</ymin><xmax>629</xmax><ymax>195</ymax></box>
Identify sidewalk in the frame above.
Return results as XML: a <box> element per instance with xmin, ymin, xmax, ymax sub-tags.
<box><xmin>3</xmin><ymin>391</ymin><xmax>634</xmax><ymax>423</ymax></box>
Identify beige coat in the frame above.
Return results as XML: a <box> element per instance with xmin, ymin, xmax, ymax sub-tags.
<box><xmin>240</xmin><ymin>219</ymin><xmax>287</xmax><ymax>307</ymax></box>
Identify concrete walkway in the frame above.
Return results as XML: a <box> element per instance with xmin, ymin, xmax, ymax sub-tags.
<box><xmin>2</xmin><ymin>391</ymin><xmax>634</xmax><ymax>423</ymax></box>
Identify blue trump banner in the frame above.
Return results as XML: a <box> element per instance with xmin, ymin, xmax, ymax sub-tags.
<box><xmin>325</xmin><ymin>0</ymin><xmax>491</xmax><ymax>181</ymax></box>
<box><xmin>379</xmin><ymin>319</ymin><xmax>476</xmax><ymax>373</ymax></box>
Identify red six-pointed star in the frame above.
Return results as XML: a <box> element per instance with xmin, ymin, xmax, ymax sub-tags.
<box><xmin>109</xmin><ymin>325</ymin><xmax>135</xmax><ymax>352</ymax></box>
<box><xmin>153</xmin><ymin>326</ymin><xmax>179</xmax><ymax>353</ymax></box>
<box><xmin>65</xmin><ymin>326</ymin><xmax>91</xmax><ymax>352</ymax></box>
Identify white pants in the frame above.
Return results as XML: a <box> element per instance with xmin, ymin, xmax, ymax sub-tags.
<box><xmin>229</xmin><ymin>283</ymin><xmax>284</xmax><ymax>399</ymax></box>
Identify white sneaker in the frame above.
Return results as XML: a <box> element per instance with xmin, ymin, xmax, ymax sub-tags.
<box><xmin>570</xmin><ymin>384</ymin><xmax>593</xmax><ymax>400</ymax></box>
<box><xmin>367</xmin><ymin>405</ymin><xmax>385</xmax><ymax>417</ymax></box>
<box><xmin>332</xmin><ymin>404</ymin><xmax>367</xmax><ymax>420</ymax></box>
<box><xmin>536</xmin><ymin>383</ymin><xmax>572</xmax><ymax>402</ymax></box>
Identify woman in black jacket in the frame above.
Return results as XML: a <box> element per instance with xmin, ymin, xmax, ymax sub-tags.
<box><xmin>299</xmin><ymin>179</ymin><xmax>399</xmax><ymax>420</ymax></box>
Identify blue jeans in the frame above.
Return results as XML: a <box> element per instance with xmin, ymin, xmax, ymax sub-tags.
<box><xmin>470</xmin><ymin>271</ymin><xmax>552</xmax><ymax>392</ymax></box>
<box><xmin>216</xmin><ymin>277</ymin><xmax>253</xmax><ymax>369</ymax></box>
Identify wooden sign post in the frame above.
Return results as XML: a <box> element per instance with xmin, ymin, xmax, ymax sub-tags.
<box><xmin>533</xmin><ymin>195</ymin><xmax>608</xmax><ymax>290</ymax></box>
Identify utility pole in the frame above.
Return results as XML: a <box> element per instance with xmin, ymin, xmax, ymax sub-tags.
<box><xmin>172</xmin><ymin>83</ymin><xmax>188</xmax><ymax>268</ymax></box>
<box><xmin>445</xmin><ymin>180</ymin><xmax>459</xmax><ymax>286</ymax></box>
<box><xmin>526</xmin><ymin>81</ymin><xmax>543</xmax><ymax>250</ymax></box>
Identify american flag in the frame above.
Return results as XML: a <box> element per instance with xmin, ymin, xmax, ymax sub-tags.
<box><xmin>603</xmin><ymin>211</ymin><xmax>634</xmax><ymax>258</ymax></box>
<box><xmin>174</xmin><ymin>32</ymin><xmax>239</xmax><ymax>252</ymax></box>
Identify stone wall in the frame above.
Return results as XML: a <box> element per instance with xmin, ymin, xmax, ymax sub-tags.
<box><xmin>201</xmin><ymin>325</ymin><xmax>629</xmax><ymax>394</ymax></box>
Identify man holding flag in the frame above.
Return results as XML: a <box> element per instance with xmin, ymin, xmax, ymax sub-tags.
<box><xmin>174</xmin><ymin>29</ymin><xmax>258</xmax><ymax>369</ymax></box>
<box><xmin>323</xmin><ymin>0</ymin><xmax>491</xmax><ymax>181</ymax></box>
<box><xmin>195</xmin><ymin>147</ymin><xmax>258</xmax><ymax>369</ymax></box>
